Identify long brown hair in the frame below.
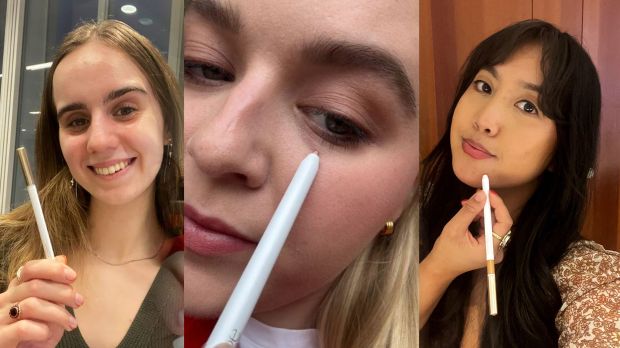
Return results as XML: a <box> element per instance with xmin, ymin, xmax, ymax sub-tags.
<box><xmin>0</xmin><ymin>20</ymin><xmax>182</xmax><ymax>288</ymax></box>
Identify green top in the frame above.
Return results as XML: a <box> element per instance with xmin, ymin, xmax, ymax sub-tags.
<box><xmin>59</xmin><ymin>265</ymin><xmax>181</xmax><ymax>348</ymax></box>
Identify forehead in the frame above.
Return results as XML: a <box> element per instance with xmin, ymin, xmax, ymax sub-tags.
<box><xmin>53</xmin><ymin>40</ymin><xmax>150</xmax><ymax>99</ymax></box>
<box><xmin>487</xmin><ymin>45</ymin><xmax>543</xmax><ymax>83</ymax></box>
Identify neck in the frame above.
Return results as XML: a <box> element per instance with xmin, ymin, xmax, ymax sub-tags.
<box><xmin>492</xmin><ymin>179</ymin><xmax>539</xmax><ymax>222</ymax></box>
<box><xmin>87</xmin><ymin>185</ymin><xmax>164</xmax><ymax>262</ymax></box>
<box><xmin>253</xmin><ymin>283</ymin><xmax>330</xmax><ymax>330</ymax></box>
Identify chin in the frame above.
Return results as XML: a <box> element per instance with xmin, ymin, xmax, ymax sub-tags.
<box><xmin>452</xmin><ymin>158</ymin><xmax>485</xmax><ymax>189</ymax></box>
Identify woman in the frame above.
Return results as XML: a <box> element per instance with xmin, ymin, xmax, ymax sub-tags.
<box><xmin>419</xmin><ymin>20</ymin><xmax>620</xmax><ymax>347</ymax></box>
<box><xmin>0</xmin><ymin>20</ymin><xmax>183</xmax><ymax>347</ymax></box>
<box><xmin>184</xmin><ymin>0</ymin><xmax>419</xmax><ymax>347</ymax></box>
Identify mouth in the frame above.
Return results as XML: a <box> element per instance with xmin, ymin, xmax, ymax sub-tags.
<box><xmin>462</xmin><ymin>138</ymin><xmax>495</xmax><ymax>159</ymax></box>
<box><xmin>184</xmin><ymin>204</ymin><xmax>256</xmax><ymax>255</ymax></box>
<box><xmin>89</xmin><ymin>158</ymin><xmax>136</xmax><ymax>176</ymax></box>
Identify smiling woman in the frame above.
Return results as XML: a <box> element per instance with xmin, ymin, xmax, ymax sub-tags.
<box><xmin>419</xmin><ymin>20</ymin><xmax>620</xmax><ymax>347</ymax></box>
<box><xmin>183</xmin><ymin>0</ymin><xmax>419</xmax><ymax>347</ymax></box>
<box><xmin>0</xmin><ymin>20</ymin><xmax>183</xmax><ymax>347</ymax></box>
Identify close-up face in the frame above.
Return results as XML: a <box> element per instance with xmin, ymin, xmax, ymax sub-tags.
<box><xmin>184</xmin><ymin>0</ymin><xmax>419</xmax><ymax>325</ymax></box>
<box><xmin>55</xmin><ymin>40</ymin><xmax>166</xmax><ymax>207</ymax></box>
<box><xmin>450</xmin><ymin>45</ymin><xmax>557</xmax><ymax>191</ymax></box>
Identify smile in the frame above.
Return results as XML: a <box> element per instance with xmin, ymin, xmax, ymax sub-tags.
<box><xmin>90</xmin><ymin>158</ymin><xmax>134</xmax><ymax>176</ymax></box>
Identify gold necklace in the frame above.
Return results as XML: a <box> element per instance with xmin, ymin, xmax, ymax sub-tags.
<box><xmin>86</xmin><ymin>238</ymin><xmax>166</xmax><ymax>266</ymax></box>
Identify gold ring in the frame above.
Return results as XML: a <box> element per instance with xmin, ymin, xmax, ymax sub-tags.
<box><xmin>496</xmin><ymin>230</ymin><xmax>512</xmax><ymax>249</ymax></box>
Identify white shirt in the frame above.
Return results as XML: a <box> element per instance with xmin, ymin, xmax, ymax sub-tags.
<box><xmin>239</xmin><ymin>318</ymin><xmax>319</xmax><ymax>348</ymax></box>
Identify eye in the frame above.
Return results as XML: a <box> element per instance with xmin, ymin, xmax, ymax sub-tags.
<box><xmin>184</xmin><ymin>60</ymin><xmax>234</xmax><ymax>86</ymax></box>
<box><xmin>473</xmin><ymin>80</ymin><xmax>492</xmax><ymax>94</ymax></box>
<box><xmin>65</xmin><ymin>117</ymin><xmax>90</xmax><ymax>131</ymax></box>
<box><xmin>114</xmin><ymin>105</ymin><xmax>137</xmax><ymax>118</ymax></box>
<box><xmin>515</xmin><ymin>100</ymin><xmax>539</xmax><ymax>115</ymax></box>
<box><xmin>302</xmin><ymin>106</ymin><xmax>370</xmax><ymax>148</ymax></box>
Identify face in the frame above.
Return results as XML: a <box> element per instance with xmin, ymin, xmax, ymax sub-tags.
<box><xmin>55</xmin><ymin>40</ymin><xmax>166</xmax><ymax>207</ymax></box>
<box><xmin>450</xmin><ymin>45</ymin><xmax>556</xmax><ymax>192</ymax></box>
<box><xmin>184</xmin><ymin>0</ymin><xmax>419</xmax><ymax>326</ymax></box>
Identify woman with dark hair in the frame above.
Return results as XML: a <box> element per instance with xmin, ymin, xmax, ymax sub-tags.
<box><xmin>0</xmin><ymin>20</ymin><xmax>183</xmax><ymax>347</ymax></box>
<box><xmin>419</xmin><ymin>20</ymin><xmax>620</xmax><ymax>347</ymax></box>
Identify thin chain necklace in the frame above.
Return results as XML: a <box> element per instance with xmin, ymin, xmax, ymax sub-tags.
<box><xmin>86</xmin><ymin>238</ymin><xmax>166</xmax><ymax>266</ymax></box>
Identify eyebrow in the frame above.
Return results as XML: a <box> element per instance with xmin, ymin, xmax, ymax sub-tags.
<box><xmin>188</xmin><ymin>0</ymin><xmax>241</xmax><ymax>34</ymax></box>
<box><xmin>102</xmin><ymin>86</ymin><xmax>147</xmax><ymax>104</ymax></box>
<box><xmin>56</xmin><ymin>86</ymin><xmax>147</xmax><ymax>119</ymax></box>
<box><xmin>302</xmin><ymin>38</ymin><xmax>417</xmax><ymax>116</ymax></box>
<box><xmin>482</xmin><ymin>66</ymin><xmax>541</xmax><ymax>93</ymax></box>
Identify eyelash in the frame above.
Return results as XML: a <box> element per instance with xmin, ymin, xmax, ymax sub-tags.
<box><xmin>301</xmin><ymin>106</ymin><xmax>370</xmax><ymax>149</ymax></box>
<box><xmin>184</xmin><ymin>60</ymin><xmax>235</xmax><ymax>86</ymax></box>
<box><xmin>472</xmin><ymin>79</ymin><xmax>539</xmax><ymax>115</ymax></box>
<box><xmin>113</xmin><ymin>105</ymin><xmax>137</xmax><ymax>118</ymax></box>
<box><xmin>66</xmin><ymin>117</ymin><xmax>89</xmax><ymax>131</ymax></box>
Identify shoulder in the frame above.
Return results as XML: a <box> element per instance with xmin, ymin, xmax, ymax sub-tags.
<box><xmin>552</xmin><ymin>240</ymin><xmax>620</xmax><ymax>347</ymax></box>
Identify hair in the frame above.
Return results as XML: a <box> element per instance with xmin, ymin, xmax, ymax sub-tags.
<box><xmin>419</xmin><ymin>20</ymin><xmax>601</xmax><ymax>347</ymax></box>
<box><xmin>0</xmin><ymin>20</ymin><xmax>183</xmax><ymax>288</ymax></box>
<box><xmin>316</xmin><ymin>193</ymin><xmax>419</xmax><ymax>348</ymax></box>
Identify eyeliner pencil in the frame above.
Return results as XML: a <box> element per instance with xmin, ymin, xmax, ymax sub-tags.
<box><xmin>16</xmin><ymin>147</ymin><xmax>55</xmax><ymax>259</ymax></box>
<box><xmin>205</xmin><ymin>152</ymin><xmax>320</xmax><ymax>348</ymax></box>
<box><xmin>482</xmin><ymin>174</ymin><xmax>498</xmax><ymax>316</ymax></box>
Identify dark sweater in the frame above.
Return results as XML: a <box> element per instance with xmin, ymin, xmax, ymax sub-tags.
<box><xmin>60</xmin><ymin>265</ymin><xmax>181</xmax><ymax>347</ymax></box>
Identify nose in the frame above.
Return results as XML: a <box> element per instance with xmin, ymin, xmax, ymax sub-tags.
<box><xmin>86</xmin><ymin>111</ymin><xmax>120</xmax><ymax>154</ymax></box>
<box><xmin>473</xmin><ymin>100</ymin><xmax>501</xmax><ymax>136</ymax></box>
<box><xmin>186</xmin><ymin>79</ymin><xmax>270</xmax><ymax>189</ymax></box>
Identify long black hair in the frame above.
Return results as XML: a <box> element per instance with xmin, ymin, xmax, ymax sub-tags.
<box><xmin>420</xmin><ymin>20</ymin><xmax>601</xmax><ymax>347</ymax></box>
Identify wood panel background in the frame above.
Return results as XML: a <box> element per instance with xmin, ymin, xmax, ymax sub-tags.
<box><xmin>421</xmin><ymin>0</ymin><xmax>620</xmax><ymax>251</ymax></box>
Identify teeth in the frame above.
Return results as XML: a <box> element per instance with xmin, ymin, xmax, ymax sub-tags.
<box><xmin>94</xmin><ymin>160</ymin><xmax>129</xmax><ymax>176</ymax></box>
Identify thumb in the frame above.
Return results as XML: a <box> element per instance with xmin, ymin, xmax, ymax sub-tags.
<box><xmin>54</xmin><ymin>255</ymin><xmax>67</xmax><ymax>265</ymax></box>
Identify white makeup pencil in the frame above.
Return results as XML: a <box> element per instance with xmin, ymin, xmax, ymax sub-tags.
<box><xmin>16</xmin><ymin>147</ymin><xmax>55</xmax><ymax>259</ymax></box>
<box><xmin>205</xmin><ymin>152</ymin><xmax>320</xmax><ymax>348</ymax></box>
<box><xmin>482</xmin><ymin>174</ymin><xmax>498</xmax><ymax>316</ymax></box>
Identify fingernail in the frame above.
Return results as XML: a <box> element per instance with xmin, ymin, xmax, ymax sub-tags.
<box><xmin>68</xmin><ymin>315</ymin><xmax>77</xmax><ymax>330</ymax></box>
<box><xmin>460</xmin><ymin>199</ymin><xmax>467</xmax><ymax>205</ymax></box>
<box><xmin>65</xmin><ymin>268</ymin><xmax>77</xmax><ymax>281</ymax></box>
<box><xmin>75</xmin><ymin>293</ymin><xmax>84</xmax><ymax>306</ymax></box>
<box><xmin>473</xmin><ymin>191</ymin><xmax>485</xmax><ymax>202</ymax></box>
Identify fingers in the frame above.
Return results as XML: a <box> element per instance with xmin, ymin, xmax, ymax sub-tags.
<box><xmin>9</xmin><ymin>279</ymin><xmax>83</xmax><ymax>309</ymax></box>
<box><xmin>0</xmin><ymin>319</ymin><xmax>50</xmax><ymax>347</ymax></box>
<box><xmin>449</xmin><ymin>191</ymin><xmax>486</xmax><ymax>232</ymax></box>
<box><xmin>488</xmin><ymin>191</ymin><xmax>513</xmax><ymax>235</ymax></box>
<box><xmin>13</xmin><ymin>257</ymin><xmax>77</xmax><ymax>287</ymax></box>
<box><xmin>0</xmin><ymin>298</ymin><xmax>77</xmax><ymax>331</ymax></box>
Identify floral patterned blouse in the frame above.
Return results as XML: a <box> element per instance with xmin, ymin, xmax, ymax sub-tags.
<box><xmin>552</xmin><ymin>240</ymin><xmax>620</xmax><ymax>347</ymax></box>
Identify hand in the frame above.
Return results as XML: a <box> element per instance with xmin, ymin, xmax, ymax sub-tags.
<box><xmin>425</xmin><ymin>190</ymin><xmax>513</xmax><ymax>281</ymax></box>
<box><xmin>0</xmin><ymin>255</ymin><xmax>84</xmax><ymax>348</ymax></box>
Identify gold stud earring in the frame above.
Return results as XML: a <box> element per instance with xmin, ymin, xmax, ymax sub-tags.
<box><xmin>380</xmin><ymin>221</ymin><xmax>394</xmax><ymax>236</ymax></box>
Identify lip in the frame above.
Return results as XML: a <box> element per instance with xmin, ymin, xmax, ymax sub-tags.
<box><xmin>185</xmin><ymin>204</ymin><xmax>256</xmax><ymax>255</ymax></box>
<box><xmin>462</xmin><ymin>138</ymin><xmax>495</xmax><ymax>159</ymax></box>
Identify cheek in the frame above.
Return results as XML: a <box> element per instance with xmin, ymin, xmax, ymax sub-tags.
<box><xmin>257</xmin><ymin>151</ymin><xmax>416</xmax><ymax>310</ymax></box>
<box><xmin>58</xmin><ymin>135</ymin><xmax>83</xmax><ymax>170</ymax></box>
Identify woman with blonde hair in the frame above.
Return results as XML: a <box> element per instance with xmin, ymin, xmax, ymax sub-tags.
<box><xmin>0</xmin><ymin>20</ymin><xmax>183</xmax><ymax>347</ymax></box>
<box><xmin>183</xmin><ymin>1</ymin><xmax>419</xmax><ymax>347</ymax></box>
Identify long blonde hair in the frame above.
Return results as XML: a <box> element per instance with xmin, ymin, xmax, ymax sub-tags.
<box><xmin>316</xmin><ymin>194</ymin><xmax>419</xmax><ymax>347</ymax></box>
<box><xmin>0</xmin><ymin>20</ymin><xmax>182</xmax><ymax>288</ymax></box>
